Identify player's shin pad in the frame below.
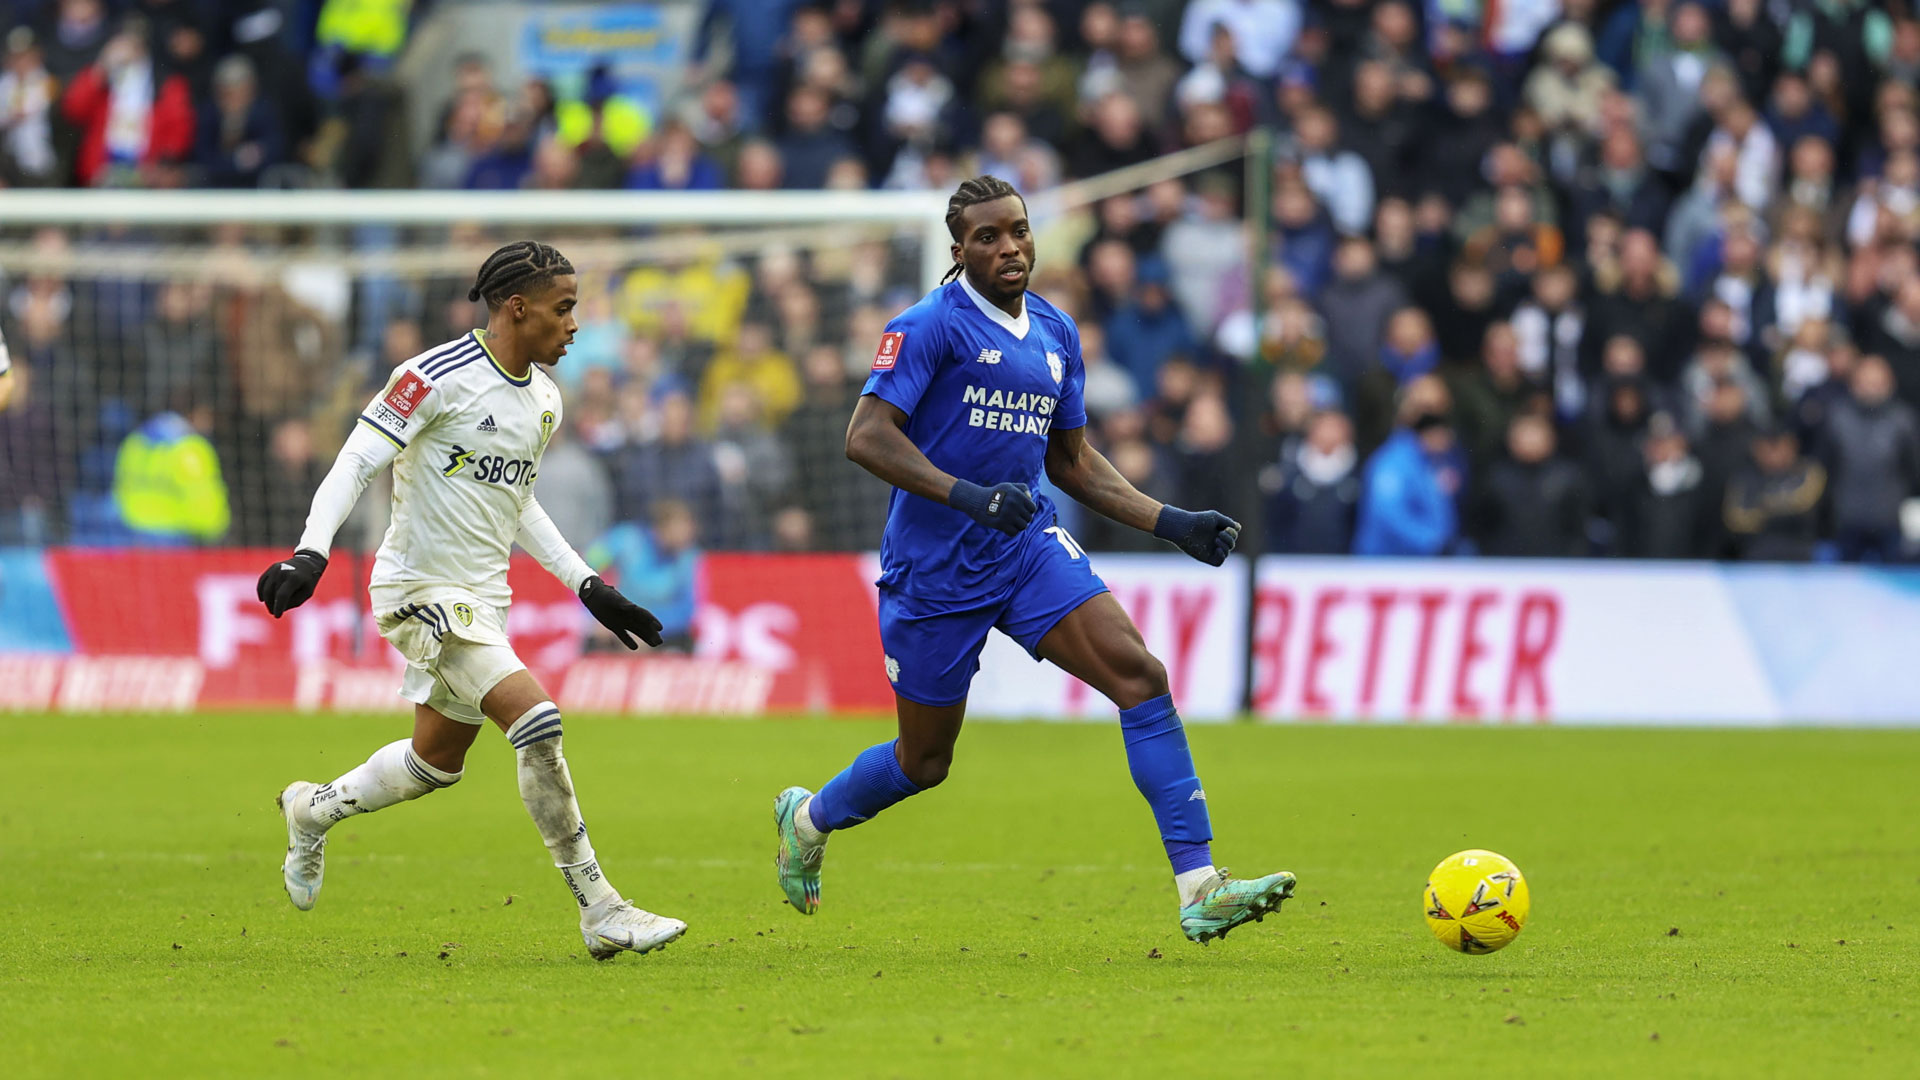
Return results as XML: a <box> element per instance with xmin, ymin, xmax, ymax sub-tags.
<box><xmin>1118</xmin><ymin>694</ymin><xmax>1214</xmax><ymax>849</ymax></box>
<box><xmin>507</xmin><ymin>702</ymin><xmax>616</xmax><ymax>908</ymax></box>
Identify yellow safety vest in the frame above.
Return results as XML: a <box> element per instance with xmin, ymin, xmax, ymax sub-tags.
<box><xmin>315</xmin><ymin>0</ymin><xmax>413</xmax><ymax>58</ymax></box>
<box><xmin>114</xmin><ymin>421</ymin><xmax>231</xmax><ymax>541</ymax></box>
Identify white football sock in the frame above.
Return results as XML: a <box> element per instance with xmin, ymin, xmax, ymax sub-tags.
<box><xmin>302</xmin><ymin>739</ymin><xmax>460</xmax><ymax>830</ymax></box>
<box><xmin>794</xmin><ymin>795</ymin><xmax>825</xmax><ymax>847</ymax></box>
<box><xmin>1175</xmin><ymin>865</ymin><xmax>1220</xmax><ymax>907</ymax></box>
<box><xmin>507</xmin><ymin>702</ymin><xmax>619</xmax><ymax>912</ymax></box>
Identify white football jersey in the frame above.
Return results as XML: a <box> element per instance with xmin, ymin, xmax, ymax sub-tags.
<box><xmin>356</xmin><ymin>331</ymin><xmax>564</xmax><ymax>606</ymax></box>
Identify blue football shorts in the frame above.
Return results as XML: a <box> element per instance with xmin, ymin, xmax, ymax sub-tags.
<box><xmin>876</xmin><ymin>522</ymin><xmax>1109</xmax><ymax>707</ymax></box>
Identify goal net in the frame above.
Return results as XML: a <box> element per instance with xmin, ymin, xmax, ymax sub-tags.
<box><xmin>0</xmin><ymin>189</ymin><xmax>947</xmax><ymax>555</ymax></box>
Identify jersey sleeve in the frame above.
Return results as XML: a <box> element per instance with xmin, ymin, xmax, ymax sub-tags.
<box><xmin>859</xmin><ymin>312</ymin><xmax>943</xmax><ymax>418</ymax></box>
<box><xmin>1052</xmin><ymin>313</ymin><xmax>1089</xmax><ymax>432</ymax></box>
<box><xmin>357</xmin><ymin>362</ymin><xmax>448</xmax><ymax>450</ymax></box>
<box><xmin>517</xmin><ymin>496</ymin><xmax>594</xmax><ymax>592</ymax></box>
<box><xmin>296</xmin><ymin>420</ymin><xmax>401</xmax><ymax>556</ymax></box>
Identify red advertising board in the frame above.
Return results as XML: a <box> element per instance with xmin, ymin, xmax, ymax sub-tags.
<box><xmin>31</xmin><ymin>549</ymin><xmax>892</xmax><ymax>714</ymax></box>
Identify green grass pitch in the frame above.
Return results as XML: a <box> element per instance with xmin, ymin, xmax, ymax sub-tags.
<box><xmin>2</xmin><ymin>713</ymin><xmax>1916</xmax><ymax>1078</ymax></box>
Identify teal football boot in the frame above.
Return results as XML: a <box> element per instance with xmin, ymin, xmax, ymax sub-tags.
<box><xmin>774</xmin><ymin>786</ymin><xmax>823</xmax><ymax>915</ymax></box>
<box><xmin>1180</xmin><ymin>868</ymin><xmax>1297</xmax><ymax>944</ymax></box>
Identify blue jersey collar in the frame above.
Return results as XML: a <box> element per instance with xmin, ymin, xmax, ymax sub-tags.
<box><xmin>958</xmin><ymin>273</ymin><xmax>1030</xmax><ymax>340</ymax></box>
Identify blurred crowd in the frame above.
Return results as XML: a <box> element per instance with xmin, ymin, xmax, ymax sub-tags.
<box><xmin>5</xmin><ymin>0</ymin><xmax>1920</xmax><ymax>568</ymax></box>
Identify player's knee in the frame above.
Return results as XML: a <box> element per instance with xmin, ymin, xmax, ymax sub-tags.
<box><xmin>899</xmin><ymin>745</ymin><xmax>954</xmax><ymax>789</ymax></box>
<box><xmin>1110</xmin><ymin>648</ymin><xmax>1169</xmax><ymax>710</ymax></box>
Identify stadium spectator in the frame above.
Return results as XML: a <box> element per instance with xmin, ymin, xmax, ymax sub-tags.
<box><xmin>777</xmin><ymin>84</ymin><xmax>855</xmax><ymax>190</ymax></box>
<box><xmin>1449</xmin><ymin>322</ymin><xmax>1546</xmax><ymax>469</ymax></box>
<box><xmin>1178</xmin><ymin>0</ymin><xmax>1302</xmax><ymax>79</ymax></box>
<box><xmin>1472</xmin><ymin>413</ymin><xmax>1590</xmax><ymax>558</ymax></box>
<box><xmin>1583</xmin><ymin>229</ymin><xmax>1693</xmax><ymax>384</ymax></box>
<box><xmin>1525</xmin><ymin>23</ymin><xmax>1614</xmax><ymax>147</ymax></box>
<box><xmin>196</xmin><ymin>55</ymin><xmax>284</xmax><ymax>188</ymax></box>
<box><xmin>1288</xmin><ymin>105</ymin><xmax>1373</xmax><ymax>237</ymax></box>
<box><xmin>1260</xmin><ymin>407</ymin><xmax>1359</xmax><ymax>555</ymax></box>
<box><xmin>711</xmin><ymin>382</ymin><xmax>795</xmax><ymax>549</ymax></box>
<box><xmin>694</xmin><ymin>0</ymin><xmax>805</xmax><ymax>131</ymax></box>
<box><xmin>1419</xmin><ymin>69</ymin><xmax>1503</xmax><ymax>211</ymax></box>
<box><xmin>1159</xmin><ymin>175</ymin><xmax>1243</xmax><ymax>335</ymax></box>
<box><xmin>1107</xmin><ymin>257</ymin><xmax>1195</xmax><ymax>399</ymax></box>
<box><xmin>589</xmin><ymin>499</ymin><xmax>702</xmax><ymax>651</ymax></box>
<box><xmin>138</xmin><ymin>281</ymin><xmax>225</xmax><ymax>422</ymax></box>
<box><xmin>699</xmin><ymin>320</ymin><xmax>799</xmax><ymax>434</ymax></box>
<box><xmin>1819</xmin><ymin>355</ymin><xmax>1920</xmax><ymax>562</ymax></box>
<box><xmin>611</xmin><ymin>387</ymin><xmax>724</xmax><ymax>534</ymax></box>
<box><xmin>1584</xmin><ymin>374</ymin><xmax>1653</xmax><ymax>552</ymax></box>
<box><xmin>1724</xmin><ymin>424</ymin><xmax>1825</xmax><ymax>561</ymax></box>
<box><xmin>0</xmin><ymin>27</ymin><xmax>59</xmax><ymax>185</ymax></box>
<box><xmin>60</xmin><ymin>16</ymin><xmax>195</xmax><ymax>187</ymax></box>
<box><xmin>1318</xmin><ymin>237</ymin><xmax>1408</xmax><ymax>393</ymax></box>
<box><xmin>783</xmin><ymin>344</ymin><xmax>886</xmax><ymax>551</ymax></box>
<box><xmin>37</xmin><ymin>0</ymin><xmax>111</xmax><ymax>82</ymax></box>
<box><xmin>112</xmin><ymin>402</ymin><xmax>230</xmax><ymax>544</ymax></box>
<box><xmin>1353</xmin><ymin>375</ymin><xmax>1462</xmax><ymax>556</ymax></box>
<box><xmin>532</xmin><ymin>422</ymin><xmax>615</xmax><ymax>553</ymax></box>
<box><xmin>1636</xmin><ymin>3</ymin><xmax>1725</xmax><ymax>177</ymax></box>
<box><xmin>1509</xmin><ymin>264</ymin><xmax>1587</xmax><ymax>423</ymax></box>
<box><xmin>1630</xmin><ymin>412</ymin><xmax>1716</xmax><ymax>559</ymax></box>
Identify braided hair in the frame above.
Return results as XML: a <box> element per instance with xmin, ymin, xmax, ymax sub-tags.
<box><xmin>467</xmin><ymin>241</ymin><xmax>575</xmax><ymax>309</ymax></box>
<box><xmin>941</xmin><ymin>175</ymin><xmax>1024</xmax><ymax>284</ymax></box>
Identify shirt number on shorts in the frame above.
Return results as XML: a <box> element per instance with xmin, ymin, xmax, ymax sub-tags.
<box><xmin>1044</xmin><ymin>525</ymin><xmax>1086</xmax><ymax>561</ymax></box>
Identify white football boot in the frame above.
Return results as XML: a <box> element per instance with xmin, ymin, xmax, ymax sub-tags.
<box><xmin>580</xmin><ymin>898</ymin><xmax>687</xmax><ymax>960</ymax></box>
<box><xmin>276</xmin><ymin>781</ymin><xmax>328</xmax><ymax>911</ymax></box>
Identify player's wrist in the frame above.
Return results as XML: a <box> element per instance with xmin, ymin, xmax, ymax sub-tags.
<box><xmin>947</xmin><ymin>478</ymin><xmax>989</xmax><ymax>513</ymax></box>
<box><xmin>1153</xmin><ymin>504</ymin><xmax>1199</xmax><ymax>541</ymax></box>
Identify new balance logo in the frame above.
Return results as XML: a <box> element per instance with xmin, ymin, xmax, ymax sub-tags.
<box><xmin>477</xmin><ymin>415</ymin><xmax>497</xmax><ymax>432</ymax></box>
<box><xmin>976</xmin><ymin>348</ymin><xmax>1002</xmax><ymax>364</ymax></box>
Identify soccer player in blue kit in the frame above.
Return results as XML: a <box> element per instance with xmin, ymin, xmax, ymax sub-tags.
<box><xmin>773</xmin><ymin>177</ymin><xmax>1295</xmax><ymax>944</ymax></box>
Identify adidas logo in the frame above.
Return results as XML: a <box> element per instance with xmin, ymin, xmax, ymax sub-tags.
<box><xmin>976</xmin><ymin>348</ymin><xmax>1002</xmax><ymax>364</ymax></box>
<box><xmin>477</xmin><ymin>415</ymin><xmax>497</xmax><ymax>432</ymax></box>
<box><xmin>1188</xmin><ymin>788</ymin><xmax>1207</xmax><ymax>802</ymax></box>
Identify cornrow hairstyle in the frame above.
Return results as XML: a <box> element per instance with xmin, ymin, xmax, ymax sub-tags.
<box><xmin>941</xmin><ymin>175</ymin><xmax>1024</xmax><ymax>284</ymax></box>
<box><xmin>467</xmin><ymin>241</ymin><xmax>576</xmax><ymax>309</ymax></box>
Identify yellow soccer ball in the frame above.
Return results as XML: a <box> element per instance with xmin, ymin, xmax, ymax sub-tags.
<box><xmin>1424</xmin><ymin>849</ymin><xmax>1530</xmax><ymax>954</ymax></box>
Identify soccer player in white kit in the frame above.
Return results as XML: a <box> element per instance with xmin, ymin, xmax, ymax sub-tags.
<box><xmin>257</xmin><ymin>242</ymin><xmax>686</xmax><ymax>959</ymax></box>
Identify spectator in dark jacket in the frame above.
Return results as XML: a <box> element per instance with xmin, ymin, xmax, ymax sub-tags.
<box><xmin>1583</xmin><ymin>229</ymin><xmax>1695</xmax><ymax>384</ymax></box>
<box><xmin>775</xmin><ymin>84</ymin><xmax>854</xmax><ymax>189</ymax></box>
<box><xmin>1724</xmin><ymin>424</ymin><xmax>1826</xmax><ymax>561</ymax></box>
<box><xmin>1262</xmin><ymin>409</ymin><xmax>1360</xmax><ymax>554</ymax></box>
<box><xmin>1819</xmin><ymin>355</ymin><xmax>1920</xmax><ymax>562</ymax></box>
<box><xmin>196</xmin><ymin>54</ymin><xmax>284</xmax><ymax>188</ymax></box>
<box><xmin>1630</xmin><ymin>412</ymin><xmax>1718</xmax><ymax>558</ymax></box>
<box><xmin>1472</xmin><ymin>414</ymin><xmax>1590</xmax><ymax>557</ymax></box>
<box><xmin>1586</xmin><ymin>375</ymin><xmax>1652</xmax><ymax>553</ymax></box>
<box><xmin>612</xmin><ymin>388</ymin><xmax>725</xmax><ymax>535</ymax></box>
<box><xmin>1107</xmin><ymin>256</ymin><xmax>1197</xmax><ymax>398</ymax></box>
<box><xmin>1319</xmin><ymin>237</ymin><xmax>1409</xmax><ymax>391</ymax></box>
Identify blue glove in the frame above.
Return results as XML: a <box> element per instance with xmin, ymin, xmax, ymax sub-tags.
<box><xmin>949</xmin><ymin>479</ymin><xmax>1037</xmax><ymax>536</ymax></box>
<box><xmin>1154</xmin><ymin>505</ymin><xmax>1240</xmax><ymax>566</ymax></box>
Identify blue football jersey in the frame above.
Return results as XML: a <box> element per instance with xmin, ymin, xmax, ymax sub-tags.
<box><xmin>861</xmin><ymin>277</ymin><xmax>1088</xmax><ymax>602</ymax></box>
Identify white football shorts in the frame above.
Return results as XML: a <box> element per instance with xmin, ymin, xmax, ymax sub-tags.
<box><xmin>371</xmin><ymin>586</ymin><xmax>526</xmax><ymax>725</ymax></box>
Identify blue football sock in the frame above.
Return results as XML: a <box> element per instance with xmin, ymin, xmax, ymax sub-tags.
<box><xmin>1118</xmin><ymin>694</ymin><xmax>1215</xmax><ymax>874</ymax></box>
<box><xmin>808</xmin><ymin>740</ymin><xmax>923</xmax><ymax>832</ymax></box>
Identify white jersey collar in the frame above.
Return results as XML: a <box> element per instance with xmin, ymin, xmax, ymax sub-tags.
<box><xmin>958</xmin><ymin>272</ymin><xmax>1030</xmax><ymax>340</ymax></box>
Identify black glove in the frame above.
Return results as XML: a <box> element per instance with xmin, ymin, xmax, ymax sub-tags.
<box><xmin>949</xmin><ymin>479</ymin><xmax>1037</xmax><ymax>536</ymax></box>
<box><xmin>580</xmin><ymin>575</ymin><xmax>664</xmax><ymax>649</ymax></box>
<box><xmin>1154</xmin><ymin>505</ymin><xmax>1240</xmax><ymax>566</ymax></box>
<box><xmin>257</xmin><ymin>549</ymin><xmax>328</xmax><ymax>618</ymax></box>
